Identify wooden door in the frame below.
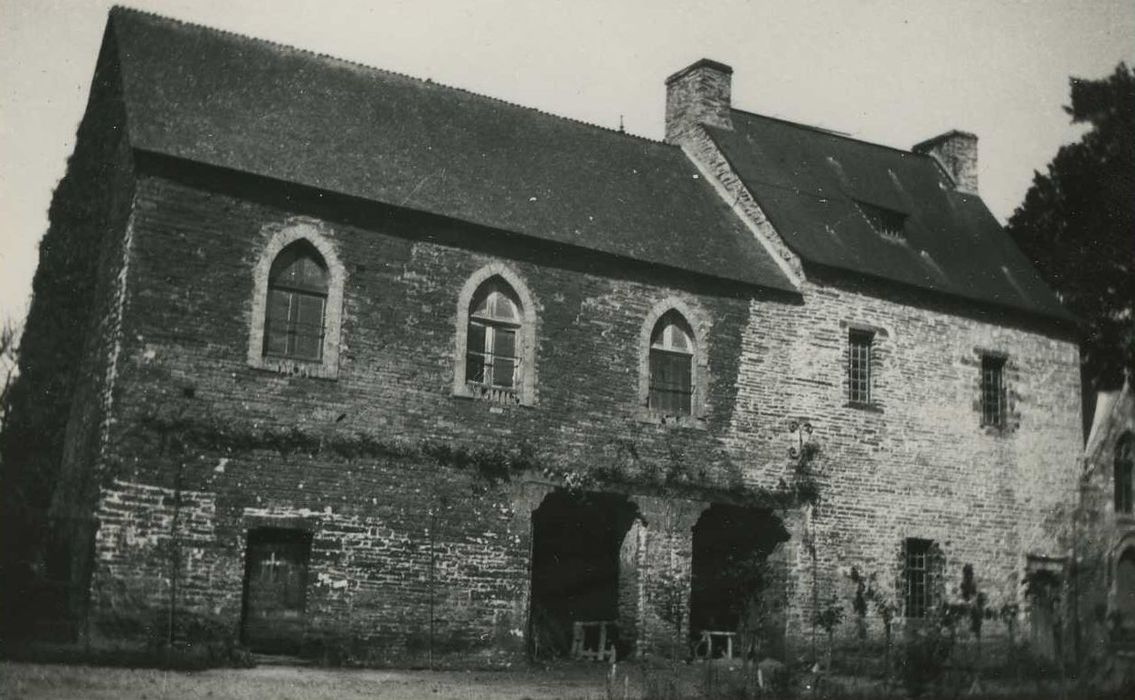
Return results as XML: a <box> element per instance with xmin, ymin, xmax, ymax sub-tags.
<box><xmin>241</xmin><ymin>529</ymin><xmax>311</xmax><ymax>654</ymax></box>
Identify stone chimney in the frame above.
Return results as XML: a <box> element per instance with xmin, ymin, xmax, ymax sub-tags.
<box><xmin>665</xmin><ymin>59</ymin><xmax>734</xmax><ymax>145</ymax></box>
<box><xmin>913</xmin><ymin>130</ymin><xmax>979</xmax><ymax>195</ymax></box>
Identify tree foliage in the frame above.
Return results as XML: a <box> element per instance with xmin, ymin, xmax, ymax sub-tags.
<box><xmin>1006</xmin><ymin>63</ymin><xmax>1135</xmax><ymax>390</ymax></box>
<box><xmin>0</xmin><ymin>318</ymin><xmax>19</xmax><ymax>429</ymax></box>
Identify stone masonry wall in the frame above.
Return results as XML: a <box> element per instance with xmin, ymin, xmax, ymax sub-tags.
<box><xmin>83</xmin><ymin>144</ymin><xmax>1082</xmax><ymax>665</ymax></box>
<box><xmin>679</xmin><ymin>121</ymin><xmax>1084</xmax><ymax>658</ymax></box>
<box><xmin>88</xmin><ymin>169</ymin><xmax>773</xmax><ymax>663</ymax></box>
<box><xmin>0</xmin><ymin>29</ymin><xmax>138</xmax><ymax>636</ymax></box>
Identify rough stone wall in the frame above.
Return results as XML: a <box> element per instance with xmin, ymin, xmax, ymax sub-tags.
<box><xmin>87</xmin><ymin>169</ymin><xmax>766</xmax><ymax>663</ymax></box>
<box><xmin>674</xmin><ymin>120</ymin><xmax>1082</xmax><ymax>658</ymax></box>
<box><xmin>0</xmin><ymin>28</ymin><xmax>137</xmax><ymax>636</ymax></box>
<box><xmin>79</xmin><ymin>134</ymin><xmax>1081</xmax><ymax>667</ymax></box>
<box><xmin>721</xmin><ymin>228</ymin><xmax>1082</xmax><ymax>658</ymax></box>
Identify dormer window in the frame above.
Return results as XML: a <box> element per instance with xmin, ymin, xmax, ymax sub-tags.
<box><xmin>855</xmin><ymin>201</ymin><xmax>907</xmax><ymax>240</ymax></box>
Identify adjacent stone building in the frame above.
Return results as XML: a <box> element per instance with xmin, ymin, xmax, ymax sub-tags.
<box><xmin>1</xmin><ymin>8</ymin><xmax>1084</xmax><ymax>667</ymax></box>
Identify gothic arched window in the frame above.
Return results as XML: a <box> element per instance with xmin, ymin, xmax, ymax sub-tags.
<box><xmin>649</xmin><ymin>311</ymin><xmax>695</xmax><ymax>416</ymax></box>
<box><xmin>264</xmin><ymin>241</ymin><xmax>329</xmax><ymax>361</ymax></box>
<box><xmin>465</xmin><ymin>279</ymin><xmax>522</xmax><ymax>391</ymax></box>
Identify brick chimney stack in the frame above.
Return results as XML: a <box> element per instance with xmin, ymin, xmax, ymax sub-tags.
<box><xmin>665</xmin><ymin>59</ymin><xmax>734</xmax><ymax>145</ymax></box>
<box><xmin>913</xmin><ymin>130</ymin><xmax>979</xmax><ymax>195</ymax></box>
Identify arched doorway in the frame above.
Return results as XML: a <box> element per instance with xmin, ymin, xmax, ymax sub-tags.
<box><xmin>688</xmin><ymin>504</ymin><xmax>788</xmax><ymax>659</ymax></box>
<box><xmin>528</xmin><ymin>490</ymin><xmax>638</xmax><ymax>659</ymax></box>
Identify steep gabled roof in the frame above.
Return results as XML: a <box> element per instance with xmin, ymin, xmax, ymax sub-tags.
<box><xmin>706</xmin><ymin>110</ymin><xmax>1072</xmax><ymax>321</ymax></box>
<box><xmin>105</xmin><ymin>8</ymin><xmax>794</xmax><ymax>293</ymax></box>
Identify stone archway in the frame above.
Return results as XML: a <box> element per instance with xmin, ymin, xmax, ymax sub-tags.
<box><xmin>528</xmin><ymin>490</ymin><xmax>638</xmax><ymax>659</ymax></box>
<box><xmin>688</xmin><ymin>504</ymin><xmax>789</xmax><ymax>659</ymax></box>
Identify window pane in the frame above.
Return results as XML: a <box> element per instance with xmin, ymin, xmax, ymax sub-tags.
<box><xmin>494</xmin><ymin>328</ymin><xmax>516</xmax><ymax>360</ymax></box>
<box><xmin>292</xmin><ymin>294</ymin><xmax>325</xmax><ymax>360</ymax></box>
<box><xmin>981</xmin><ymin>356</ymin><xmax>1005</xmax><ymax>426</ymax></box>
<box><xmin>649</xmin><ymin>350</ymin><xmax>692</xmax><ymax>416</ymax></box>
<box><xmin>904</xmin><ymin>539</ymin><xmax>934</xmax><ymax>618</ymax></box>
<box><xmin>270</xmin><ymin>245</ymin><xmax>328</xmax><ymax>293</ymax></box>
<box><xmin>467</xmin><ymin>322</ymin><xmax>487</xmax><ymax>354</ymax></box>
<box><xmin>492</xmin><ymin>357</ymin><xmax>515</xmax><ymax>388</ymax></box>
<box><xmin>264</xmin><ymin>289</ymin><xmax>292</xmax><ymax>356</ymax></box>
<box><xmin>465</xmin><ymin>353</ymin><xmax>485</xmax><ymax>383</ymax></box>
<box><xmin>491</xmin><ymin>292</ymin><xmax>519</xmax><ymax>321</ymax></box>
<box><xmin>848</xmin><ymin>331</ymin><xmax>872</xmax><ymax>404</ymax></box>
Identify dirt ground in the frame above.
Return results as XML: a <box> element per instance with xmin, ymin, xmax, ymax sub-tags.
<box><xmin>0</xmin><ymin>660</ymin><xmax>650</xmax><ymax>700</ymax></box>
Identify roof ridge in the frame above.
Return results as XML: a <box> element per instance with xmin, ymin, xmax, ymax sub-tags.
<box><xmin>728</xmin><ymin>107</ymin><xmax>929</xmax><ymax>159</ymax></box>
<box><xmin>108</xmin><ymin>5</ymin><xmax>668</xmax><ymax>148</ymax></box>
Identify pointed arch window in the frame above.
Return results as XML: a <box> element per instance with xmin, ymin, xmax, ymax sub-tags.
<box><xmin>649</xmin><ymin>311</ymin><xmax>695</xmax><ymax>416</ymax></box>
<box><xmin>1116</xmin><ymin>433</ymin><xmax>1134</xmax><ymax>515</ymax></box>
<box><xmin>264</xmin><ymin>242</ymin><xmax>329</xmax><ymax>361</ymax></box>
<box><xmin>465</xmin><ymin>280</ymin><xmax>522</xmax><ymax>391</ymax></box>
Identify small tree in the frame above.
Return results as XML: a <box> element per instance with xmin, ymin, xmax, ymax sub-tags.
<box><xmin>814</xmin><ymin>597</ymin><xmax>844</xmax><ymax>671</ymax></box>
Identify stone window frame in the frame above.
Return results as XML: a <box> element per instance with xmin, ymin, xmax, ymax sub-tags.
<box><xmin>453</xmin><ymin>263</ymin><xmax>538</xmax><ymax>406</ymax></box>
<box><xmin>637</xmin><ymin>297</ymin><xmax>710</xmax><ymax>428</ymax></box>
<box><xmin>901</xmin><ymin>537</ymin><xmax>944</xmax><ymax>619</ymax></box>
<box><xmin>973</xmin><ymin>347</ymin><xmax>1016</xmax><ymax>433</ymax></box>
<box><xmin>840</xmin><ymin>321</ymin><xmax>888</xmax><ymax>412</ymax></box>
<box><xmin>247</xmin><ymin>220</ymin><xmax>346</xmax><ymax>379</ymax></box>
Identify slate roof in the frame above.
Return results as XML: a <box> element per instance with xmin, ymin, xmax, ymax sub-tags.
<box><xmin>104</xmin><ymin>8</ymin><xmax>795</xmax><ymax>293</ymax></box>
<box><xmin>707</xmin><ymin>110</ymin><xmax>1072</xmax><ymax>321</ymax></box>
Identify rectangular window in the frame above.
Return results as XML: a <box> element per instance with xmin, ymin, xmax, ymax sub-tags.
<box><xmin>981</xmin><ymin>355</ymin><xmax>1006</xmax><ymax>427</ymax></box>
<box><xmin>649</xmin><ymin>350</ymin><xmax>692</xmax><ymax>416</ymax></box>
<box><xmin>848</xmin><ymin>329</ymin><xmax>873</xmax><ymax>405</ymax></box>
<box><xmin>904</xmin><ymin>538</ymin><xmax>934</xmax><ymax>618</ymax></box>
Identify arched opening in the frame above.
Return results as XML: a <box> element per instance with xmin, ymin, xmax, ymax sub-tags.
<box><xmin>264</xmin><ymin>241</ymin><xmax>329</xmax><ymax>361</ymax></box>
<box><xmin>689</xmin><ymin>504</ymin><xmax>788</xmax><ymax>659</ymax></box>
<box><xmin>529</xmin><ymin>490</ymin><xmax>638</xmax><ymax>660</ymax></box>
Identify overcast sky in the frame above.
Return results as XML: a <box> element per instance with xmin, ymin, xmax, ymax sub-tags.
<box><xmin>1</xmin><ymin>0</ymin><xmax>1133</xmax><ymax>327</ymax></box>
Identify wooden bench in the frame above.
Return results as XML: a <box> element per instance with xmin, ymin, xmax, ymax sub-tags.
<box><xmin>694</xmin><ymin>630</ymin><xmax>736</xmax><ymax>659</ymax></box>
<box><xmin>571</xmin><ymin>620</ymin><xmax>617</xmax><ymax>661</ymax></box>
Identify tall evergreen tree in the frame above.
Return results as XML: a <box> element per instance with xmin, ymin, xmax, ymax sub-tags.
<box><xmin>1007</xmin><ymin>63</ymin><xmax>1134</xmax><ymax>392</ymax></box>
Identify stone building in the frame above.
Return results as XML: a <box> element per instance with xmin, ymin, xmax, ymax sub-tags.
<box><xmin>1</xmin><ymin>8</ymin><xmax>1084</xmax><ymax>666</ymax></box>
<box><xmin>1066</xmin><ymin>381</ymin><xmax>1135</xmax><ymax>668</ymax></box>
